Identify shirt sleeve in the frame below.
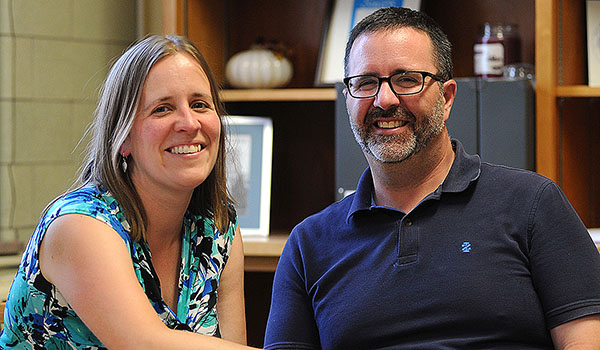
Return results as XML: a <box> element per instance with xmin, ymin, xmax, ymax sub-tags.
<box><xmin>264</xmin><ymin>231</ymin><xmax>321</xmax><ymax>350</ymax></box>
<box><xmin>528</xmin><ymin>181</ymin><xmax>600</xmax><ymax>329</ymax></box>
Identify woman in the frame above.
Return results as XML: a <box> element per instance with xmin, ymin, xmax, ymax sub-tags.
<box><xmin>0</xmin><ymin>35</ymin><xmax>257</xmax><ymax>349</ymax></box>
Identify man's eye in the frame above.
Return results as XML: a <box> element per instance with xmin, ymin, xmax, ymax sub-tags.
<box><xmin>355</xmin><ymin>79</ymin><xmax>378</xmax><ymax>89</ymax></box>
<box><xmin>394</xmin><ymin>76</ymin><xmax>419</xmax><ymax>86</ymax></box>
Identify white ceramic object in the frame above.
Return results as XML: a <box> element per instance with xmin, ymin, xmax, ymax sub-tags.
<box><xmin>226</xmin><ymin>48</ymin><xmax>293</xmax><ymax>88</ymax></box>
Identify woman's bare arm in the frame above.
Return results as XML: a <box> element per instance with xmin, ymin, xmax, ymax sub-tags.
<box><xmin>39</xmin><ymin>214</ymin><xmax>257</xmax><ymax>350</ymax></box>
<box><xmin>216</xmin><ymin>225</ymin><xmax>247</xmax><ymax>344</ymax></box>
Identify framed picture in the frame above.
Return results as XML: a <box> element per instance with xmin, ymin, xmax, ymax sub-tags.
<box><xmin>225</xmin><ymin>116</ymin><xmax>273</xmax><ymax>237</ymax></box>
<box><xmin>589</xmin><ymin>227</ymin><xmax>600</xmax><ymax>246</ymax></box>
<box><xmin>587</xmin><ymin>0</ymin><xmax>600</xmax><ymax>86</ymax></box>
<box><xmin>315</xmin><ymin>0</ymin><xmax>422</xmax><ymax>86</ymax></box>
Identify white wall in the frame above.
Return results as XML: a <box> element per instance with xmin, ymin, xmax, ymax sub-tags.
<box><xmin>0</xmin><ymin>0</ymin><xmax>139</xmax><ymax>244</ymax></box>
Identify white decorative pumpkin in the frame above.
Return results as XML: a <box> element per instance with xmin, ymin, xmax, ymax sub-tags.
<box><xmin>226</xmin><ymin>48</ymin><xmax>293</xmax><ymax>88</ymax></box>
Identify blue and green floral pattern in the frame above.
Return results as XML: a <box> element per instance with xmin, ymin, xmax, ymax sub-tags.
<box><xmin>0</xmin><ymin>185</ymin><xmax>236</xmax><ymax>349</ymax></box>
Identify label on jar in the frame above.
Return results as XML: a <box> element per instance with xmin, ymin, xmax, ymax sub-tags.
<box><xmin>474</xmin><ymin>43</ymin><xmax>504</xmax><ymax>76</ymax></box>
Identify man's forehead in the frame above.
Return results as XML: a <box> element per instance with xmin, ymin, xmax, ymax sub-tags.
<box><xmin>348</xmin><ymin>28</ymin><xmax>434</xmax><ymax>71</ymax></box>
<box><xmin>354</xmin><ymin>27</ymin><xmax>430</xmax><ymax>47</ymax></box>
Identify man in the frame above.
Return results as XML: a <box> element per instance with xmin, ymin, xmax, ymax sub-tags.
<box><xmin>264</xmin><ymin>7</ymin><xmax>600</xmax><ymax>350</ymax></box>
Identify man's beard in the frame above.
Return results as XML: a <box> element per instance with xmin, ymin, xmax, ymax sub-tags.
<box><xmin>350</xmin><ymin>95</ymin><xmax>446</xmax><ymax>163</ymax></box>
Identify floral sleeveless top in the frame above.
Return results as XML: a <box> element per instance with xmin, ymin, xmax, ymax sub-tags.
<box><xmin>0</xmin><ymin>185</ymin><xmax>237</xmax><ymax>349</ymax></box>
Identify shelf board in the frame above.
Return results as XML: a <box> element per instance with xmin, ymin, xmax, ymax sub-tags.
<box><xmin>221</xmin><ymin>88</ymin><xmax>337</xmax><ymax>102</ymax></box>
<box><xmin>555</xmin><ymin>85</ymin><xmax>600</xmax><ymax>98</ymax></box>
<box><xmin>243</xmin><ymin>233</ymin><xmax>288</xmax><ymax>257</ymax></box>
<box><xmin>243</xmin><ymin>233</ymin><xmax>288</xmax><ymax>272</ymax></box>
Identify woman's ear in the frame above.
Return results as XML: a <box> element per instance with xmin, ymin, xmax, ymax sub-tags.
<box><xmin>120</xmin><ymin>139</ymin><xmax>131</xmax><ymax>157</ymax></box>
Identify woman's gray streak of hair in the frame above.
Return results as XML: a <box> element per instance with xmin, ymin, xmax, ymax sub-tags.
<box><xmin>93</xmin><ymin>42</ymin><xmax>163</xmax><ymax>183</ymax></box>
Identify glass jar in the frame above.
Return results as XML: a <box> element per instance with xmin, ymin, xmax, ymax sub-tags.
<box><xmin>474</xmin><ymin>23</ymin><xmax>521</xmax><ymax>78</ymax></box>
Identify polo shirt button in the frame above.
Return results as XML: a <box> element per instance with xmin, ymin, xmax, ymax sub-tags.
<box><xmin>404</xmin><ymin>219</ymin><xmax>413</xmax><ymax>227</ymax></box>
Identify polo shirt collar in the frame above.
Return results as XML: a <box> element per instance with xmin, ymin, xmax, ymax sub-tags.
<box><xmin>347</xmin><ymin>139</ymin><xmax>481</xmax><ymax>222</ymax></box>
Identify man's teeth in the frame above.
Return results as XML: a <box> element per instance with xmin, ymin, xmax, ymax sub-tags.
<box><xmin>169</xmin><ymin>145</ymin><xmax>202</xmax><ymax>154</ymax></box>
<box><xmin>377</xmin><ymin>120</ymin><xmax>406</xmax><ymax>129</ymax></box>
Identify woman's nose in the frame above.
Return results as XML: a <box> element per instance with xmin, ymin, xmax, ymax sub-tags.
<box><xmin>174</xmin><ymin>107</ymin><xmax>200</xmax><ymax>132</ymax></box>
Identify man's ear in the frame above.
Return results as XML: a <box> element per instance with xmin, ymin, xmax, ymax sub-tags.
<box><xmin>442</xmin><ymin>79</ymin><xmax>457</xmax><ymax>123</ymax></box>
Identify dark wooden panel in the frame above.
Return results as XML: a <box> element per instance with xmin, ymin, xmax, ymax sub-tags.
<box><xmin>225</xmin><ymin>100</ymin><xmax>336</xmax><ymax>232</ymax></box>
<box><xmin>186</xmin><ymin>0</ymin><xmax>227</xmax><ymax>84</ymax></box>
<box><xmin>559</xmin><ymin>98</ymin><xmax>600</xmax><ymax>228</ymax></box>
<box><xmin>244</xmin><ymin>271</ymin><xmax>274</xmax><ymax>348</ymax></box>
<box><xmin>422</xmin><ymin>0</ymin><xmax>535</xmax><ymax>78</ymax></box>
<box><xmin>559</xmin><ymin>0</ymin><xmax>586</xmax><ymax>84</ymax></box>
<box><xmin>226</xmin><ymin>0</ymin><xmax>330</xmax><ymax>87</ymax></box>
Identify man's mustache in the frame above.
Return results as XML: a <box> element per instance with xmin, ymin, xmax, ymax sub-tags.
<box><xmin>365</xmin><ymin>106</ymin><xmax>416</xmax><ymax>124</ymax></box>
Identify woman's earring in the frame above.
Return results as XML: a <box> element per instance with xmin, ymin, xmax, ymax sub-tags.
<box><xmin>121</xmin><ymin>154</ymin><xmax>128</xmax><ymax>173</ymax></box>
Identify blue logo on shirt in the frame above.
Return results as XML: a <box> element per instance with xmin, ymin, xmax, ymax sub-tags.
<box><xmin>461</xmin><ymin>241</ymin><xmax>472</xmax><ymax>253</ymax></box>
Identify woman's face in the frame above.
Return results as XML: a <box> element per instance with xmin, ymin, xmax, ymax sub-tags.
<box><xmin>121</xmin><ymin>53</ymin><xmax>221</xmax><ymax>197</ymax></box>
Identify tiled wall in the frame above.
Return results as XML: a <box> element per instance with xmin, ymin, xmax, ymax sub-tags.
<box><xmin>0</xmin><ymin>0</ymin><xmax>138</xmax><ymax>244</ymax></box>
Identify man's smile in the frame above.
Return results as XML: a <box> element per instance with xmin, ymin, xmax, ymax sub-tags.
<box><xmin>375</xmin><ymin>120</ymin><xmax>409</xmax><ymax>129</ymax></box>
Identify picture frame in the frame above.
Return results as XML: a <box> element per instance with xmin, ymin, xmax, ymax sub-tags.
<box><xmin>225</xmin><ymin>116</ymin><xmax>273</xmax><ymax>237</ymax></box>
<box><xmin>589</xmin><ymin>227</ymin><xmax>600</xmax><ymax>246</ymax></box>
<box><xmin>587</xmin><ymin>0</ymin><xmax>600</xmax><ymax>87</ymax></box>
<box><xmin>315</xmin><ymin>0</ymin><xmax>422</xmax><ymax>86</ymax></box>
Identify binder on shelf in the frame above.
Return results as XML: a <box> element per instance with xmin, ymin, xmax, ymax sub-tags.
<box><xmin>476</xmin><ymin>78</ymin><xmax>535</xmax><ymax>171</ymax></box>
<box><xmin>334</xmin><ymin>83</ymin><xmax>368</xmax><ymax>200</ymax></box>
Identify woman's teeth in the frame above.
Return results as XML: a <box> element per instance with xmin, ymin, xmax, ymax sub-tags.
<box><xmin>169</xmin><ymin>145</ymin><xmax>202</xmax><ymax>154</ymax></box>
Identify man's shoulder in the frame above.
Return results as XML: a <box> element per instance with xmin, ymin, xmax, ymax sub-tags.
<box><xmin>479</xmin><ymin>162</ymin><xmax>552</xmax><ymax>187</ymax></box>
<box><xmin>290</xmin><ymin>194</ymin><xmax>355</xmax><ymax>241</ymax></box>
<box><xmin>471</xmin><ymin>162</ymin><xmax>563</xmax><ymax>208</ymax></box>
<box><xmin>299</xmin><ymin>194</ymin><xmax>354</xmax><ymax>226</ymax></box>
<box><xmin>284</xmin><ymin>195</ymin><xmax>359</xmax><ymax>269</ymax></box>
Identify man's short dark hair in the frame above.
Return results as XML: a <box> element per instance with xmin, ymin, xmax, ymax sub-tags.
<box><xmin>344</xmin><ymin>7</ymin><xmax>453</xmax><ymax>81</ymax></box>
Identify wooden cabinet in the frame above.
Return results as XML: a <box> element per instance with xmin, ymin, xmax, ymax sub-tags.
<box><xmin>167</xmin><ymin>0</ymin><xmax>599</xmax><ymax>228</ymax></box>
<box><xmin>536</xmin><ymin>0</ymin><xmax>600</xmax><ymax>227</ymax></box>
<box><xmin>163</xmin><ymin>0</ymin><xmax>539</xmax><ymax>239</ymax></box>
<box><xmin>162</xmin><ymin>0</ymin><xmax>600</xmax><ymax>346</ymax></box>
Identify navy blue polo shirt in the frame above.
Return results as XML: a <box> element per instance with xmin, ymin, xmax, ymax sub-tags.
<box><xmin>265</xmin><ymin>140</ymin><xmax>600</xmax><ymax>350</ymax></box>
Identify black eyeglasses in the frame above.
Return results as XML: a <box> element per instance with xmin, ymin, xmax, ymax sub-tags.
<box><xmin>343</xmin><ymin>70</ymin><xmax>445</xmax><ymax>99</ymax></box>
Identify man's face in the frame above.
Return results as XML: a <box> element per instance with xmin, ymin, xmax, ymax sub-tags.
<box><xmin>344</xmin><ymin>27</ymin><xmax>452</xmax><ymax>163</ymax></box>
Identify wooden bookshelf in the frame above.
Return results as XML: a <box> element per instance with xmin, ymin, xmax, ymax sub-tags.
<box><xmin>535</xmin><ymin>0</ymin><xmax>600</xmax><ymax>227</ymax></box>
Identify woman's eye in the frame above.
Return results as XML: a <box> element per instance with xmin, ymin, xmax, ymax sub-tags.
<box><xmin>191</xmin><ymin>101</ymin><xmax>210</xmax><ymax>110</ymax></box>
<box><xmin>151</xmin><ymin>105</ymin><xmax>170</xmax><ymax>114</ymax></box>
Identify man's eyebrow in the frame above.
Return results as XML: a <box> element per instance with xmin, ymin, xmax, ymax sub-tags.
<box><xmin>352</xmin><ymin>69</ymin><xmax>410</xmax><ymax>77</ymax></box>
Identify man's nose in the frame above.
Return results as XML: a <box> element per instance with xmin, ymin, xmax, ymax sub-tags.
<box><xmin>373</xmin><ymin>81</ymin><xmax>400</xmax><ymax>110</ymax></box>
